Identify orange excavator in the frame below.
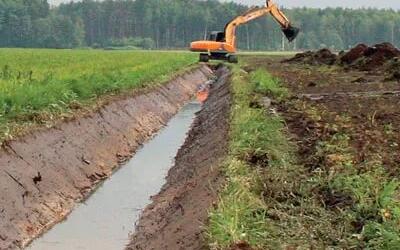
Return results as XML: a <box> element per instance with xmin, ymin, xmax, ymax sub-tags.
<box><xmin>190</xmin><ymin>0</ymin><xmax>299</xmax><ymax>63</ymax></box>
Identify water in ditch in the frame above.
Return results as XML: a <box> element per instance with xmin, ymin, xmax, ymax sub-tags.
<box><xmin>28</xmin><ymin>101</ymin><xmax>201</xmax><ymax>250</ymax></box>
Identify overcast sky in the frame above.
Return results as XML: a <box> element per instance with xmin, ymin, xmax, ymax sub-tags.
<box><xmin>49</xmin><ymin>0</ymin><xmax>400</xmax><ymax>9</ymax></box>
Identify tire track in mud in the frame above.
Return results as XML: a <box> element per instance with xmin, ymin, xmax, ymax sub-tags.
<box><xmin>127</xmin><ymin>66</ymin><xmax>231</xmax><ymax>250</ymax></box>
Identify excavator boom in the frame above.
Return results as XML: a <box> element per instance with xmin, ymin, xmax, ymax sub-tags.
<box><xmin>267</xmin><ymin>0</ymin><xmax>299</xmax><ymax>41</ymax></box>
<box><xmin>190</xmin><ymin>0</ymin><xmax>299</xmax><ymax>63</ymax></box>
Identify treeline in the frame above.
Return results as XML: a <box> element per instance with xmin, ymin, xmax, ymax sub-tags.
<box><xmin>0</xmin><ymin>0</ymin><xmax>84</xmax><ymax>48</ymax></box>
<box><xmin>1</xmin><ymin>0</ymin><xmax>400</xmax><ymax>50</ymax></box>
<box><xmin>290</xmin><ymin>8</ymin><xmax>400</xmax><ymax>50</ymax></box>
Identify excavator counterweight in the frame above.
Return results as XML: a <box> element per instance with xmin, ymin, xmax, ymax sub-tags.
<box><xmin>190</xmin><ymin>0</ymin><xmax>299</xmax><ymax>63</ymax></box>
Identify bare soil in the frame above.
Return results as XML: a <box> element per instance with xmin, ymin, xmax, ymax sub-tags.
<box><xmin>0</xmin><ymin>66</ymin><xmax>212</xmax><ymax>250</ymax></box>
<box><xmin>127</xmin><ymin>66</ymin><xmax>231</xmax><ymax>250</ymax></box>
<box><xmin>245</xmin><ymin>55</ymin><xmax>400</xmax><ymax>179</ymax></box>
<box><xmin>242</xmin><ymin>55</ymin><xmax>400</xmax><ymax>247</ymax></box>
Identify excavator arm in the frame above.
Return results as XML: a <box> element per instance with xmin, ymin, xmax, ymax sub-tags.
<box><xmin>224</xmin><ymin>0</ymin><xmax>299</xmax><ymax>49</ymax></box>
<box><xmin>190</xmin><ymin>0</ymin><xmax>299</xmax><ymax>62</ymax></box>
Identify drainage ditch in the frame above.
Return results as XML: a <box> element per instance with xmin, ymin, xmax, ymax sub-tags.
<box><xmin>28</xmin><ymin>102</ymin><xmax>201</xmax><ymax>250</ymax></box>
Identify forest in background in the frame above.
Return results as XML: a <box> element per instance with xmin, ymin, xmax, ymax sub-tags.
<box><xmin>1</xmin><ymin>0</ymin><xmax>400</xmax><ymax>50</ymax></box>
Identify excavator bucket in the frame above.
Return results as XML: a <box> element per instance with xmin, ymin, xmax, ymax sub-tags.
<box><xmin>282</xmin><ymin>26</ymin><xmax>300</xmax><ymax>42</ymax></box>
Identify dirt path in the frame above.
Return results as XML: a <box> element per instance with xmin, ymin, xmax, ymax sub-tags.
<box><xmin>126</xmin><ymin>66</ymin><xmax>231</xmax><ymax>250</ymax></box>
<box><xmin>0</xmin><ymin>66</ymin><xmax>212</xmax><ymax>250</ymax></box>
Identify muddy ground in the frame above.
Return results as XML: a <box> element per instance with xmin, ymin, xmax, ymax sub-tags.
<box><xmin>0</xmin><ymin>66</ymin><xmax>212</xmax><ymax>250</ymax></box>
<box><xmin>127</xmin><ymin>66</ymin><xmax>231</xmax><ymax>250</ymax></box>
<box><xmin>242</xmin><ymin>55</ymin><xmax>400</xmax><ymax>247</ymax></box>
<box><xmin>278</xmin><ymin>54</ymin><xmax>400</xmax><ymax>176</ymax></box>
<box><xmin>274</xmin><ymin>54</ymin><xmax>400</xmax><ymax>181</ymax></box>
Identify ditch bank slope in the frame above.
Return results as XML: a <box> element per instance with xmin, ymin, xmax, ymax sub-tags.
<box><xmin>0</xmin><ymin>65</ymin><xmax>212</xmax><ymax>250</ymax></box>
<box><xmin>127</xmin><ymin>66</ymin><xmax>231</xmax><ymax>250</ymax></box>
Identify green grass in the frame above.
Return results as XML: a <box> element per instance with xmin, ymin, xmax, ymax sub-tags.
<box><xmin>0</xmin><ymin>49</ymin><xmax>196</xmax><ymax>141</ymax></box>
<box><xmin>207</xmin><ymin>67</ymin><xmax>293</xmax><ymax>249</ymax></box>
<box><xmin>325</xmin><ymin>143</ymin><xmax>400</xmax><ymax>249</ymax></box>
<box><xmin>250</xmin><ymin>69</ymin><xmax>289</xmax><ymax>101</ymax></box>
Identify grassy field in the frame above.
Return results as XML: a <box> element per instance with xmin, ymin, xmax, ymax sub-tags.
<box><xmin>0</xmin><ymin>49</ymin><xmax>196</xmax><ymax>141</ymax></box>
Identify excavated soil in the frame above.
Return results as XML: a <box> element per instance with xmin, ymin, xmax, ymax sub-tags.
<box><xmin>244</xmin><ymin>57</ymin><xmax>400</xmax><ymax>169</ymax></box>
<box><xmin>0</xmin><ymin>65</ymin><xmax>213</xmax><ymax>250</ymax></box>
<box><xmin>342</xmin><ymin>42</ymin><xmax>400</xmax><ymax>70</ymax></box>
<box><xmin>242</xmin><ymin>55</ymin><xmax>400</xmax><ymax>246</ymax></box>
<box><xmin>127</xmin><ymin>67</ymin><xmax>231</xmax><ymax>250</ymax></box>
<box><xmin>283</xmin><ymin>48</ymin><xmax>338</xmax><ymax>65</ymax></box>
<box><xmin>284</xmin><ymin>43</ymin><xmax>400</xmax><ymax>76</ymax></box>
<box><xmin>248</xmin><ymin>56</ymin><xmax>400</xmax><ymax>95</ymax></box>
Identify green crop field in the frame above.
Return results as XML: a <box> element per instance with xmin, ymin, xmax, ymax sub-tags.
<box><xmin>0</xmin><ymin>49</ymin><xmax>197</xmax><ymax>141</ymax></box>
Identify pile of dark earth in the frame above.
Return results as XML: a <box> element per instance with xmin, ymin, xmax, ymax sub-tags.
<box><xmin>283</xmin><ymin>42</ymin><xmax>400</xmax><ymax>81</ymax></box>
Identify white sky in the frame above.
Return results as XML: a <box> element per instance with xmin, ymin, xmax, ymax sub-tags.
<box><xmin>49</xmin><ymin>0</ymin><xmax>400</xmax><ymax>9</ymax></box>
<box><xmin>235</xmin><ymin>0</ymin><xmax>400</xmax><ymax>9</ymax></box>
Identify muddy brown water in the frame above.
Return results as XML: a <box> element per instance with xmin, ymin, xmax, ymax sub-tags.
<box><xmin>27</xmin><ymin>102</ymin><xmax>201</xmax><ymax>250</ymax></box>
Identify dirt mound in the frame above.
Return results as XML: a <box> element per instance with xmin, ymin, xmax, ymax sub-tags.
<box><xmin>340</xmin><ymin>43</ymin><xmax>368</xmax><ymax>64</ymax></box>
<box><xmin>341</xmin><ymin>42</ymin><xmax>400</xmax><ymax>71</ymax></box>
<box><xmin>284</xmin><ymin>42</ymin><xmax>400</xmax><ymax>74</ymax></box>
<box><xmin>283</xmin><ymin>48</ymin><xmax>338</xmax><ymax>66</ymax></box>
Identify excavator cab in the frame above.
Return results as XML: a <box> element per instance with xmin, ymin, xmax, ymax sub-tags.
<box><xmin>196</xmin><ymin>31</ymin><xmax>237</xmax><ymax>63</ymax></box>
<box><xmin>208</xmin><ymin>31</ymin><xmax>225</xmax><ymax>42</ymax></box>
